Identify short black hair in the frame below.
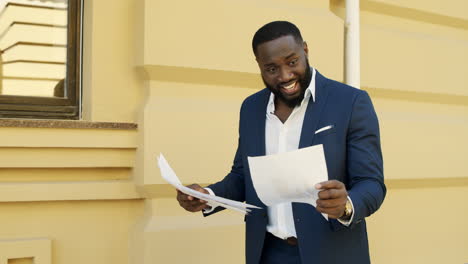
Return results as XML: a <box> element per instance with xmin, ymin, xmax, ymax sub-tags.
<box><xmin>252</xmin><ymin>21</ymin><xmax>303</xmax><ymax>56</ymax></box>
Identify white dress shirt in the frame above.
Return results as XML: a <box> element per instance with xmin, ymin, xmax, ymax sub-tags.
<box><xmin>264</xmin><ymin>68</ymin><xmax>316</xmax><ymax>239</ymax></box>
<box><xmin>206</xmin><ymin>68</ymin><xmax>354</xmax><ymax>238</ymax></box>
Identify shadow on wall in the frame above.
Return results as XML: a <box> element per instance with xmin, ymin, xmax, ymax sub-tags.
<box><xmin>54</xmin><ymin>78</ymin><xmax>64</xmax><ymax>97</ymax></box>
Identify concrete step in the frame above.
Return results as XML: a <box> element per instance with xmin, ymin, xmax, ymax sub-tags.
<box><xmin>1</xmin><ymin>78</ymin><xmax>59</xmax><ymax>97</ymax></box>
<box><xmin>0</xmin><ymin>22</ymin><xmax>66</xmax><ymax>50</ymax></box>
<box><xmin>2</xmin><ymin>43</ymin><xmax>66</xmax><ymax>62</ymax></box>
<box><xmin>0</xmin><ymin>3</ymin><xmax>66</xmax><ymax>34</ymax></box>
<box><xmin>2</xmin><ymin>60</ymin><xmax>65</xmax><ymax>79</ymax></box>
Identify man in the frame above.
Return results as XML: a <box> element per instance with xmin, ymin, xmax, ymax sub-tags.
<box><xmin>177</xmin><ymin>21</ymin><xmax>386</xmax><ymax>264</ymax></box>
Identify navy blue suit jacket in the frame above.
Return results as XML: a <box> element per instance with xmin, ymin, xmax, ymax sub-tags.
<box><xmin>207</xmin><ymin>71</ymin><xmax>386</xmax><ymax>264</ymax></box>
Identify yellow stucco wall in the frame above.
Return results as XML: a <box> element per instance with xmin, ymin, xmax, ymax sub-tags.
<box><xmin>0</xmin><ymin>0</ymin><xmax>467</xmax><ymax>263</ymax></box>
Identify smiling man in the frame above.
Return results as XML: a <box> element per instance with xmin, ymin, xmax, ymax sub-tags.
<box><xmin>176</xmin><ymin>21</ymin><xmax>386</xmax><ymax>264</ymax></box>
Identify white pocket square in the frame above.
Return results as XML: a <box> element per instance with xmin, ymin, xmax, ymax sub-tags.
<box><xmin>315</xmin><ymin>125</ymin><xmax>334</xmax><ymax>134</ymax></box>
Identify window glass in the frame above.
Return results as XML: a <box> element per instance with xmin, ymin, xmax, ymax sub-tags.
<box><xmin>0</xmin><ymin>0</ymin><xmax>81</xmax><ymax>119</ymax></box>
<box><xmin>0</xmin><ymin>0</ymin><xmax>68</xmax><ymax>97</ymax></box>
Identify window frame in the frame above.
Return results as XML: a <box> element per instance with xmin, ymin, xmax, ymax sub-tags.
<box><xmin>0</xmin><ymin>0</ymin><xmax>82</xmax><ymax>119</ymax></box>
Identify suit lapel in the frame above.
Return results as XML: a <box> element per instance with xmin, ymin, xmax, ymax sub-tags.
<box><xmin>299</xmin><ymin>71</ymin><xmax>330</xmax><ymax>148</ymax></box>
<box><xmin>249</xmin><ymin>89</ymin><xmax>270</xmax><ymax>157</ymax></box>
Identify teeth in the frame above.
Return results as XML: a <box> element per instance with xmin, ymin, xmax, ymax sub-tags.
<box><xmin>283</xmin><ymin>82</ymin><xmax>296</xmax><ymax>90</ymax></box>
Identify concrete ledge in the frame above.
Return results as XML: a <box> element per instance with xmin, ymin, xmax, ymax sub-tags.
<box><xmin>0</xmin><ymin>119</ymin><xmax>137</xmax><ymax>130</ymax></box>
<box><xmin>0</xmin><ymin>127</ymin><xmax>137</xmax><ymax>148</ymax></box>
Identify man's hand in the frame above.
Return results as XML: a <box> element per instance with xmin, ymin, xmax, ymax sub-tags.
<box><xmin>315</xmin><ymin>180</ymin><xmax>348</xmax><ymax>219</ymax></box>
<box><xmin>176</xmin><ymin>184</ymin><xmax>211</xmax><ymax>212</ymax></box>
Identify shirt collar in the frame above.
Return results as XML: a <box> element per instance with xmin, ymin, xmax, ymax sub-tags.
<box><xmin>266</xmin><ymin>67</ymin><xmax>316</xmax><ymax>114</ymax></box>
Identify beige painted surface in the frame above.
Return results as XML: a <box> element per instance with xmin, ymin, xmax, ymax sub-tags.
<box><xmin>82</xmin><ymin>0</ymin><xmax>143</xmax><ymax>122</ymax></box>
<box><xmin>130</xmin><ymin>198</ymin><xmax>245</xmax><ymax>264</ymax></box>
<box><xmin>368</xmin><ymin>0</ymin><xmax>468</xmax><ymax>20</ymax></box>
<box><xmin>140</xmin><ymin>0</ymin><xmax>343</xmax><ymax>80</ymax></box>
<box><xmin>0</xmin><ymin>238</ymin><xmax>51</xmax><ymax>264</ymax></box>
<box><xmin>367</xmin><ymin>185</ymin><xmax>468</xmax><ymax>264</ymax></box>
<box><xmin>0</xmin><ymin>0</ymin><xmax>467</xmax><ymax>263</ymax></box>
<box><xmin>0</xmin><ymin>200</ymin><xmax>144</xmax><ymax>264</ymax></box>
<box><xmin>375</xmin><ymin>98</ymin><xmax>468</xmax><ymax>180</ymax></box>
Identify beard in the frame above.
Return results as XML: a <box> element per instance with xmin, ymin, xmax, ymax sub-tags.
<box><xmin>263</xmin><ymin>59</ymin><xmax>312</xmax><ymax>108</ymax></box>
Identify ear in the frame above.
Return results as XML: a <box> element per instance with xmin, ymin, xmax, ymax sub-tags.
<box><xmin>303</xmin><ymin>41</ymin><xmax>309</xmax><ymax>56</ymax></box>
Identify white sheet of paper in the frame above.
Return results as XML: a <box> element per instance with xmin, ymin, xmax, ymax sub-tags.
<box><xmin>247</xmin><ymin>144</ymin><xmax>328</xmax><ymax>219</ymax></box>
<box><xmin>157</xmin><ymin>154</ymin><xmax>261</xmax><ymax>215</ymax></box>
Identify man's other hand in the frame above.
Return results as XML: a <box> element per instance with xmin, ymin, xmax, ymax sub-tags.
<box><xmin>176</xmin><ymin>184</ymin><xmax>211</xmax><ymax>212</ymax></box>
<box><xmin>315</xmin><ymin>180</ymin><xmax>348</xmax><ymax>219</ymax></box>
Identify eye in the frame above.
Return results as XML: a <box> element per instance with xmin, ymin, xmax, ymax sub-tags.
<box><xmin>265</xmin><ymin>67</ymin><xmax>277</xmax><ymax>74</ymax></box>
<box><xmin>289</xmin><ymin>59</ymin><xmax>298</xmax><ymax>66</ymax></box>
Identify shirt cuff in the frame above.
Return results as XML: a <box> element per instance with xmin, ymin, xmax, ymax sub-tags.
<box><xmin>202</xmin><ymin>188</ymin><xmax>217</xmax><ymax>214</ymax></box>
<box><xmin>337</xmin><ymin>196</ymin><xmax>355</xmax><ymax>226</ymax></box>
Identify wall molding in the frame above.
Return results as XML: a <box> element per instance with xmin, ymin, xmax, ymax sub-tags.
<box><xmin>0</xmin><ymin>180</ymin><xmax>142</xmax><ymax>202</ymax></box>
<box><xmin>364</xmin><ymin>86</ymin><xmax>468</xmax><ymax>106</ymax></box>
<box><xmin>361</xmin><ymin>0</ymin><xmax>468</xmax><ymax>31</ymax></box>
<box><xmin>386</xmin><ymin>177</ymin><xmax>468</xmax><ymax>189</ymax></box>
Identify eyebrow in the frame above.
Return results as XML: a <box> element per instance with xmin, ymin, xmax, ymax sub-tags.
<box><xmin>262</xmin><ymin>52</ymin><xmax>297</xmax><ymax>67</ymax></box>
<box><xmin>284</xmin><ymin>52</ymin><xmax>296</xmax><ymax>59</ymax></box>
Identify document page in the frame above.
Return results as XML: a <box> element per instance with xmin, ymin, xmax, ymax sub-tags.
<box><xmin>247</xmin><ymin>144</ymin><xmax>328</xmax><ymax>219</ymax></box>
<box><xmin>157</xmin><ymin>153</ymin><xmax>261</xmax><ymax>215</ymax></box>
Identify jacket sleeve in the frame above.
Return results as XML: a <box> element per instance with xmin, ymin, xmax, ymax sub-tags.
<box><xmin>344</xmin><ymin>90</ymin><xmax>386</xmax><ymax>228</ymax></box>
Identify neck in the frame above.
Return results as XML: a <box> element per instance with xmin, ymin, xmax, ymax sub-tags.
<box><xmin>274</xmin><ymin>98</ymin><xmax>295</xmax><ymax>123</ymax></box>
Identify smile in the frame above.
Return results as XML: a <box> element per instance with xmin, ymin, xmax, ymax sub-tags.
<box><xmin>279</xmin><ymin>81</ymin><xmax>299</xmax><ymax>95</ymax></box>
<box><xmin>282</xmin><ymin>82</ymin><xmax>296</xmax><ymax>90</ymax></box>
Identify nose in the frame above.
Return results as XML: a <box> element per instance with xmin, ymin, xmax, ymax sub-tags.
<box><xmin>278</xmin><ymin>67</ymin><xmax>293</xmax><ymax>83</ymax></box>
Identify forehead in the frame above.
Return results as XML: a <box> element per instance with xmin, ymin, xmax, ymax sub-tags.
<box><xmin>256</xmin><ymin>35</ymin><xmax>303</xmax><ymax>63</ymax></box>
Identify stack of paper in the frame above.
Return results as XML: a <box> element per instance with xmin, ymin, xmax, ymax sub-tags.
<box><xmin>247</xmin><ymin>144</ymin><xmax>328</xmax><ymax>219</ymax></box>
<box><xmin>157</xmin><ymin>153</ymin><xmax>261</xmax><ymax>215</ymax></box>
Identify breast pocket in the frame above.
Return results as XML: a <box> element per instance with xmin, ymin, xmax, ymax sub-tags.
<box><xmin>314</xmin><ymin>124</ymin><xmax>336</xmax><ymax>137</ymax></box>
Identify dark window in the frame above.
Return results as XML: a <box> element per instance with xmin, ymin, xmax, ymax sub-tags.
<box><xmin>0</xmin><ymin>0</ymin><xmax>82</xmax><ymax>119</ymax></box>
